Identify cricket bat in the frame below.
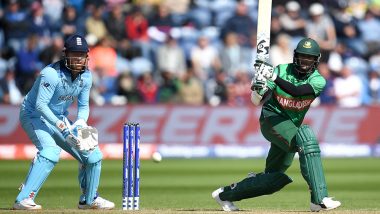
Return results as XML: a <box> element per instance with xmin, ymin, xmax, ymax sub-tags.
<box><xmin>256</xmin><ymin>0</ymin><xmax>272</xmax><ymax>62</ymax></box>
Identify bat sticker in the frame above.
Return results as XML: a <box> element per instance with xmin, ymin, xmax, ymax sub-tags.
<box><xmin>257</xmin><ymin>39</ymin><xmax>269</xmax><ymax>55</ymax></box>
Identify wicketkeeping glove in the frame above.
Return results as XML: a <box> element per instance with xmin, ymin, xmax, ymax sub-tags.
<box><xmin>56</xmin><ymin>119</ymin><xmax>81</xmax><ymax>150</ymax></box>
<box><xmin>254</xmin><ymin>59</ymin><xmax>277</xmax><ymax>81</ymax></box>
<box><xmin>72</xmin><ymin>126</ymin><xmax>99</xmax><ymax>151</ymax></box>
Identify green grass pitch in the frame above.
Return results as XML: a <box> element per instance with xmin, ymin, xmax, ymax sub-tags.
<box><xmin>0</xmin><ymin>158</ymin><xmax>379</xmax><ymax>213</ymax></box>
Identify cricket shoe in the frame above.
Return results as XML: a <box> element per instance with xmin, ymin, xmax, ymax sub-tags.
<box><xmin>212</xmin><ymin>187</ymin><xmax>239</xmax><ymax>211</ymax></box>
<box><xmin>310</xmin><ymin>197</ymin><xmax>341</xmax><ymax>212</ymax></box>
<box><xmin>78</xmin><ymin>196</ymin><xmax>115</xmax><ymax>210</ymax></box>
<box><xmin>13</xmin><ymin>198</ymin><xmax>42</xmax><ymax>210</ymax></box>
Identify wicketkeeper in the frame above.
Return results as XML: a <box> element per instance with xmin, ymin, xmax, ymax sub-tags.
<box><xmin>13</xmin><ymin>34</ymin><xmax>114</xmax><ymax>210</ymax></box>
<box><xmin>212</xmin><ymin>38</ymin><xmax>341</xmax><ymax>212</ymax></box>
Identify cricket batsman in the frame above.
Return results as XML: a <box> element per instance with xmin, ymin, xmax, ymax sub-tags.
<box><xmin>13</xmin><ymin>34</ymin><xmax>114</xmax><ymax>210</ymax></box>
<box><xmin>212</xmin><ymin>38</ymin><xmax>341</xmax><ymax>212</ymax></box>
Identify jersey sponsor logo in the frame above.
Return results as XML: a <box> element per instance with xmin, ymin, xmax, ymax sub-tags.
<box><xmin>275</xmin><ymin>93</ymin><xmax>313</xmax><ymax>111</ymax></box>
<box><xmin>58</xmin><ymin>95</ymin><xmax>74</xmax><ymax>101</ymax></box>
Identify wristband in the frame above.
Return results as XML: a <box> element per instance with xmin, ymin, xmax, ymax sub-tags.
<box><xmin>55</xmin><ymin>120</ymin><xmax>67</xmax><ymax>132</ymax></box>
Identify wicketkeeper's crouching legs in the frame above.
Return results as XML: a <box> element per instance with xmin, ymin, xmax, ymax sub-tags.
<box><xmin>80</xmin><ymin>148</ymin><xmax>102</xmax><ymax>205</ymax></box>
<box><xmin>59</xmin><ymin>145</ymin><xmax>114</xmax><ymax>209</ymax></box>
<box><xmin>77</xmin><ymin>148</ymin><xmax>114</xmax><ymax>209</ymax></box>
<box><xmin>14</xmin><ymin>147</ymin><xmax>60</xmax><ymax>210</ymax></box>
<box><xmin>56</xmin><ymin>129</ymin><xmax>114</xmax><ymax>209</ymax></box>
<box><xmin>13</xmin><ymin>116</ymin><xmax>62</xmax><ymax>210</ymax></box>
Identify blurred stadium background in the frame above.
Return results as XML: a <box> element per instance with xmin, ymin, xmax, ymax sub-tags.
<box><xmin>1</xmin><ymin>0</ymin><xmax>380</xmax><ymax>212</ymax></box>
<box><xmin>1</xmin><ymin>0</ymin><xmax>380</xmax><ymax>159</ymax></box>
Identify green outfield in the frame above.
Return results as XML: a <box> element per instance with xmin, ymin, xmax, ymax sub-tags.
<box><xmin>0</xmin><ymin>158</ymin><xmax>379</xmax><ymax>213</ymax></box>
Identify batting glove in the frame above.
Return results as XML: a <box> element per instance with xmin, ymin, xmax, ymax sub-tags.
<box><xmin>251</xmin><ymin>73</ymin><xmax>268</xmax><ymax>95</ymax></box>
<box><xmin>254</xmin><ymin>59</ymin><xmax>277</xmax><ymax>81</ymax></box>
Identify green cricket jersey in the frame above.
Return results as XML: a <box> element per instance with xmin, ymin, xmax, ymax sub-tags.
<box><xmin>263</xmin><ymin>63</ymin><xmax>326</xmax><ymax>127</ymax></box>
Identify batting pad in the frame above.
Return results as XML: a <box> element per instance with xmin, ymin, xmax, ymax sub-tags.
<box><xmin>219</xmin><ymin>172</ymin><xmax>292</xmax><ymax>202</ymax></box>
<box><xmin>85</xmin><ymin>161</ymin><xmax>102</xmax><ymax>205</ymax></box>
<box><xmin>16</xmin><ymin>153</ymin><xmax>56</xmax><ymax>202</ymax></box>
<box><xmin>296</xmin><ymin>125</ymin><xmax>328</xmax><ymax>204</ymax></box>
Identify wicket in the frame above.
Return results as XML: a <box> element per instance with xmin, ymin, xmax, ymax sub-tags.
<box><xmin>122</xmin><ymin>123</ymin><xmax>140</xmax><ymax>210</ymax></box>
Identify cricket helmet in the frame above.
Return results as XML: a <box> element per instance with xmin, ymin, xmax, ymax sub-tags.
<box><xmin>63</xmin><ymin>34</ymin><xmax>89</xmax><ymax>72</ymax></box>
<box><xmin>293</xmin><ymin>38</ymin><xmax>321</xmax><ymax>76</ymax></box>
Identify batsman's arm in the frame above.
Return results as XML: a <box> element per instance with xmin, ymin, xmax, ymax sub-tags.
<box><xmin>251</xmin><ymin>90</ymin><xmax>262</xmax><ymax>106</ymax></box>
<box><xmin>275</xmin><ymin>74</ymin><xmax>326</xmax><ymax>97</ymax></box>
<box><xmin>255</xmin><ymin>61</ymin><xmax>317</xmax><ymax>97</ymax></box>
<box><xmin>251</xmin><ymin>88</ymin><xmax>272</xmax><ymax>106</ymax></box>
<box><xmin>274</xmin><ymin>77</ymin><xmax>316</xmax><ymax>97</ymax></box>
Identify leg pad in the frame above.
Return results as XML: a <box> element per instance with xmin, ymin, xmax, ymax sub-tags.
<box><xmin>296</xmin><ymin>125</ymin><xmax>328</xmax><ymax>204</ymax></box>
<box><xmin>220</xmin><ymin>172</ymin><xmax>292</xmax><ymax>201</ymax></box>
<box><xmin>16</xmin><ymin>151</ymin><xmax>58</xmax><ymax>202</ymax></box>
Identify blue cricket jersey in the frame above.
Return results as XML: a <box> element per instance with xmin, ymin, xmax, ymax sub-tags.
<box><xmin>20</xmin><ymin>60</ymin><xmax>92</xmax><ymax>126</ymax></box>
